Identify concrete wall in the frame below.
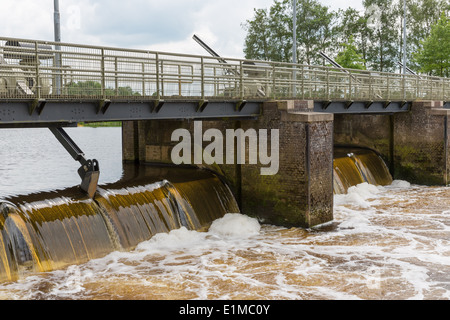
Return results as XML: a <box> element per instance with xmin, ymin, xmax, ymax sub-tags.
<box><xmin>122</xmin><ymin>100</ymin><xmax>334</xmax><ymax>228</ymax></box>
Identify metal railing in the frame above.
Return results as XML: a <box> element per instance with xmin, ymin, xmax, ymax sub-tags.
<box><xmin>0</xmin><ymin>36</ymin><xmax>449</xmax><ymax>102</ymax></box>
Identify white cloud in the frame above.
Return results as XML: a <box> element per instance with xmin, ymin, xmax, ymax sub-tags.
<box><xmin>1</xmin><ymin>0</ymin><xmax>363</xmax><ymax>59</ymax></box>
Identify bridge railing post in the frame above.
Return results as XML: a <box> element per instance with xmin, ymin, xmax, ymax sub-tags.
<box><xmin>272</xmin><ymin>64</ymin><xmax>276</xmax><ymax>99</ymax></box>
<box><xmin>416</xmin><ymin>75</ymin><xmax>420</xmax><ymax>99</ymax></box>
<box><xmin>101</xmin><ymin>48</ymin><xmax>105</xmax><ymax>99</ymax></box>
<box><xmin>386</xmin><ymin>73</ymin><xmax>390</xmax><ymax>100</ymax></box>
<box><xmin>142</xmin><ymin>62</ymin><xmax>146</xmax><ymax>97</ymax></box>
<box><xmin>34</xmin><ymin>41</ymin><xmax>41</xmax><ymax>99</ymax></box>
<box><xmin>114</xmin><ymin>57</ymin><xmax>118</xmax><ymax>96</ymax></box>
<box><xmin>402</xmin><ymin>73</ymin><xmax>406</xmax><ymax>100</ymax></box>
<box><xmin>200</xmin><ymin>57</ymin><xmax>205</xmax><ymax>100</ymax></box>
<box><xmin>348</xmin><ymin>70</ymin><xmax>352</xmax><ymax>100</ymax></box>
<box><xmin>301</xmin><ymin>65</ymin><xmax>305</xmax><ymax>100</ymax></box>
<box><xmin>155</xmin><ymin>53</ymin><xmax>161</xmax><ymax>100</ymax></box>
<box><xmin>429</xmin><ymin>78</ymin><xmax>433</xmax><ymax>99</ymax></box>
<box><xmin>326</xmin><ymin>68</ymin><xmax>330</xmax><ymax>100</ymax></box>
<box><xmin>239</xmin><ymin>60</ymin><xmax>244</xmax><ymax>100</ymax></box>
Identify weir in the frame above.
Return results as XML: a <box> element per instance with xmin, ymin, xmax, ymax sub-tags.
<box><xmin>0</xmin><ymin>146</ymin><xmax>392</xmax><ymax>283</ymax></box>
<box><xmin>333</xmin><ymin>147</ymin><xmax>393</xmax><ymax>194</ymax></box>
<box><xmin>0</xmin><ymin>165</ymin><xmax>238</xmax><ymax>282</ymax></box>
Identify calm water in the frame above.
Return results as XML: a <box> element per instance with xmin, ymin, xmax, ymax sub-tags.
<box><xmin>1</xmin><ymin>128</ymin><xmax>450</xmax><ymax>300</ymax></box>
<box><xmin>0</xmin><ymin>127</ymin><xmax>123</xmax><ymax>198</ymax></box>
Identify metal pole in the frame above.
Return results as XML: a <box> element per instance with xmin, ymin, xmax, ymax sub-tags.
<box><xmin>402</xmin><ymin>0</ymin><xmax>407</xmax><ymax>75</ymax></box>
<box><xmin>54</xmin><ymin>0</ymin><xmax>62</xmax><ymax>95</ymax></box>
<box><xmin>402</xmin><ymin>0</ymin><xmax>407</xmax><ymax>99</ymax></box>
<box><xmin>293</xmin><ymin>0</ymin><xmax>297</xmax><ymax>65</ymax></box>
<box><xmin>292</xmin><ymin>0</ymin><xmax>297</xmax><ymax>96</ymax></box>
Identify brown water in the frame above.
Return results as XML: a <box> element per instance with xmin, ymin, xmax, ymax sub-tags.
<box><xmin>0</xmin><ymin>129</ymin><xmax>449</xmax><ymax>300</ymax></box>
<box><xmin>2</xmin><ymin>180</ymin><xmax>450</xmax><ymax>300</ymax></box>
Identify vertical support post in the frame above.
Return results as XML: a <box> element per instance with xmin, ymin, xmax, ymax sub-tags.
<box><xmin>348</xmin><ymin>70</ymin><xmax>352</xmax><ymax>100</ymax></box>
<box><xmin>155</xmin><ymin>53</ymin><xmax>160</xmax><ymax>100</ymax></box>
<box><xmin>213</xmin><ymin>66</ymin><xmax>217</xmax><ymax>96</ymax></box>
<box><xmin>114</xmin><ymin>56</ymin><xmax>118</xmax><ymax>96</ymax></box>
<box><xmin>272</xmin><ymin>64</ymin><xmax>276</xmax><ymax>98</ymax></box>
<box><xmin>292</xmin><ymin>0</ymin><xmax>297</xmax><ymax>97</ymax></box>
<box><xmin>402</xmin><ymin>0</ymin><xmax>407</xmax><ymax>76</ymax></box>
<box><xmin>301</xmin><ymin>65</ymin><xmax>305</xmax><ymax>100</ymax></box>
<box><xmin>239</xmin><ymin>60</ymin><xmax>244</xmax><ymax>100</ymax></box>
<box><xmin>161</xmin><ymin>60</ymin><xmax>165</xmax><ymax>97</ymax></box>
<box><xmin>101</xmin><ymin>48</ymin><xmax>105</xmax><ymax>99</ymax></box>
<box><xmin>416</xmin><ymin>75</ymin><xmax>419</xmax><ymax>99</ymax></box>
<box><xmin>443</xmin><ymin>78</ymin><xmax>445</xmax><ymax>101</ymax></box>
<box><xmin>200</xmin><ymin>57</ymin><xmax>205</xmax><ymax>100</ymax></box>
<box><xmin>54</xmin><ymin>0</ymin><xmax>62</xmax><ymax>96</ymax></box>
<box><xmin>142</xmin><ymin>62</ymin><xmax>146</xmax><ymax>97</ymax></box>
<box><xmin>34</xmin><ymin>42</ymin><xmax>41</xmax><ymax>99</ymax></box>
<box><xmin>430</xmin><ymin>78</ymin><xmax>433</xmax><ymax>99</ymax></box>
<box><xmin>402</xmin><ymin>74</ymin><xmax>406</xmax><ymax>100</ymax></box>
<box><xmin>387</xmin><ymin>73</ymin><xmax>390</xmax><ymax>100</ymax></box>
<box><xmin>178</xmin><ymin>64</ymin><xmax>182</xmax><ymax>96</ymax></box>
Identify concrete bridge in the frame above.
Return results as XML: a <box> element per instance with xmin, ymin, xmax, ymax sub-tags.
<box><xmin>1</xmin><ymin>37</ymin><xmax>449</xmax><ymax>228</ymax></box>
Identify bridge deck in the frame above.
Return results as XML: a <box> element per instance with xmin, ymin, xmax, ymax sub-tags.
<box><xmin>0</xmin><ymin>36</ymin><xmax>448</xmax><ymax>125</ymax></box>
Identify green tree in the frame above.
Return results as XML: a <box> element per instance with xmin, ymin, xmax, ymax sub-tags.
<box><xmin>295</xmin><ymin>0</ymin><xmax>338</xmax><ymax>65</ymax></box>
<box><xmin>242</xmin><ymin>0</ymin><xmax>339</xmax><ymax>64</ymax></box>
<box><xmin>335</xmin><ymin>7</ymin><xmax>370</xmax><ymax>68</ymax></box>
<box><xmin>363</xmin><ymin>0</ymin><xmax>400</xmax><ymax>72</ymax></box>
<box><xmin>335</xmin><ymin>36</ymin><xmax>367</xmax><ymax>70</ymax></box>
<box><xmin>407</xmin><ymin>0</ymin><xmax>450</xmax><ymax>72</ymax></box>
<box><xmin>413</xmin><ymin>12</ymin><xmax>450</xmax><ymax>77</ymax></box>
<box><xmin>242</xmin><ymin>8</ymin><xmax>271</xmax><ymax>61</ymax></box>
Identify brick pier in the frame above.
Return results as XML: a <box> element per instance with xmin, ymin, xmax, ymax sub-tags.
<box><xmin>122</xmin><ymin>100</ymin><xmax>334</xmax><ymax>228</ymax></box>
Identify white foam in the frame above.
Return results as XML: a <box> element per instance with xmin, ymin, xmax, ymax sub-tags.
<box><xmin>389</xmin><ymin>180</ymin><xmax>411</xmax><ymax>189</ymax></box>
<box><xmin>136</xmin><ymin>226</ymin><xmax>205</xmax><ymax>251</ymax></box>
<box><xmin>337</xmin><ymin>207</ymin><xmax>372</xmax><ymax>230</ymax></box>
<box><xmin>335</xmin><ymin>182</ymin><xmax>381</xmax><ymax>208</ymax></box>
<box><xmin>208</xmin><ymin>213</ymin><xmax>261</xmax><ymax>238</ymax></box>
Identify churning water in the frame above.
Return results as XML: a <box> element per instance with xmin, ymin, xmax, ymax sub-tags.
<box><xmin>0</xmin><ymin>128</ymin><xmax>450</xmax><ymax>300</ymax></box>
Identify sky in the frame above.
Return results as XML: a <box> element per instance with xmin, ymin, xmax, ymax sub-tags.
<box><xmin>0</xmin><ymin>0</ymin><xmax>364</xmax><ymax>59</ymax></box>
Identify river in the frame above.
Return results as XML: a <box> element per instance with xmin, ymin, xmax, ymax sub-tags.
<box><xmin>0</xmin><ymin>127</ymin><xmax>449</xmax><ymax>300</ymax></box>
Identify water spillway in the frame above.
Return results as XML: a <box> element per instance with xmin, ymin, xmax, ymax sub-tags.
<box><xmin>0</xmin><ymin>147</ymin><xmax>393</xmax><ymax>283</ymax></box>
<box><xmin>0</xmin><ymin>165</ymin><xmax>239</xmax><ymax>282</ymax></box>
<box><xmin>333</xmin><ymin>146</ymin><xmax>393</xmax><ymax>194</ymax></box>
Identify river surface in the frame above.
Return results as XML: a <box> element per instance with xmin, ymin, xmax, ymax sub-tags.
<box><xmin>1</xmin><ymin>127</ymin><xmax>450</xmax><ymax>300</ymax></box>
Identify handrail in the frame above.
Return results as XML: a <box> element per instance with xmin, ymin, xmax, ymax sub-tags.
<box><xmin>0</xmin><ymin>36</ymin><xmax>448</xmax><ymax>102</ymax></box>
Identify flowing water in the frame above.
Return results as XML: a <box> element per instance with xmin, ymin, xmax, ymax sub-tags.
<box><xmin>0</xmin><ymin>128</ymin><xmax>449</xmax><ymax>300</ymax></box>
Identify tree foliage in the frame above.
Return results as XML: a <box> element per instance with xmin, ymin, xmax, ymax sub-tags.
<box><xmin>242</xmin><ymin>0</ymin><xmax>449</xmax><ymax>75</ymax></box>
<box><xmin>335</xmin><ymin>36</ymin><xmax>366</xmax><ymax>70</ymax></box>
<box><xmin>66</xmin><ymin>81</ymin><xmax>141</xmax><ymax>96</ymax></box>
<box><xmin>413</xmin><ymin>12</ymin><xmax>450</xmax><ymax>77</ymax></box>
